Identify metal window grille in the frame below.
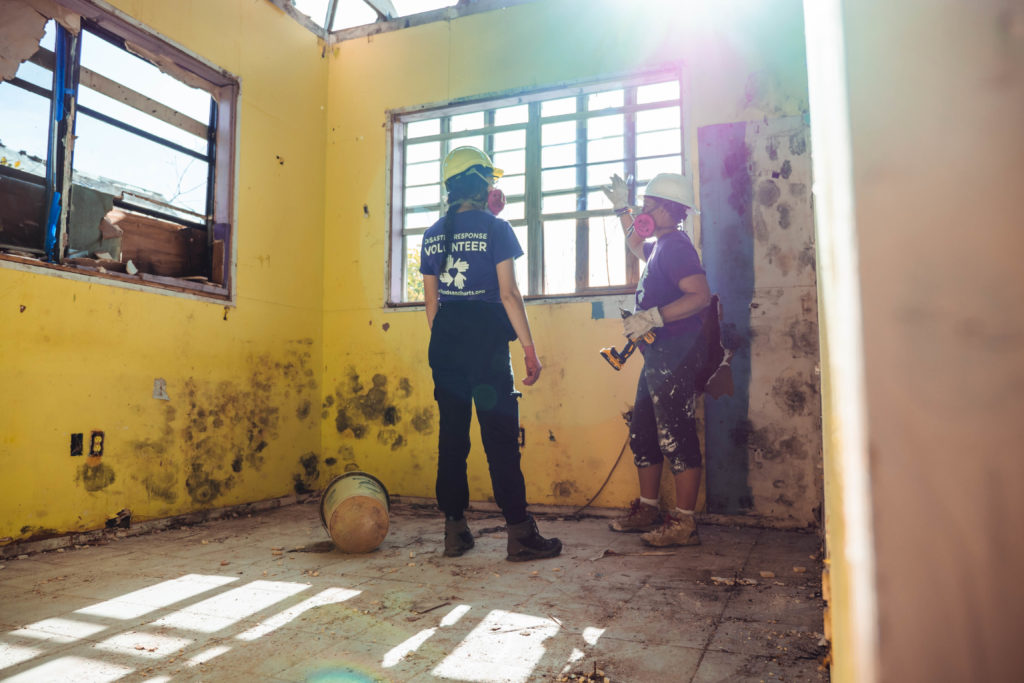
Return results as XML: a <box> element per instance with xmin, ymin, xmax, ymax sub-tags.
<box><xmin>389</xmin><ymin>70</ymin><xmax>686</xmax><ymax>304</ymax></box>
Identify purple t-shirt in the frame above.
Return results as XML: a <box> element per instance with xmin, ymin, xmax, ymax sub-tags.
<box><xmin>637</xmin><ymin>229</ymin><xmax>706</xmax><ymax>338</ymax></box>
<box><xmin>419</xmin><ymin>210</ymin><xmax>523</xmax><ymax>304</ymax></box>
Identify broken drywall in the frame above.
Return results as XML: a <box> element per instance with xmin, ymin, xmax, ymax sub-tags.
<box><xmin>0</xmin><ymin>1</ymin><xmax>48</xmax><ymax>81</ymax></box>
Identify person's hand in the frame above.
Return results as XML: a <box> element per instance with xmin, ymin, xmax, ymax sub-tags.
<box><xmin>601</xmin><ymin>174</ymin><xmax>629</xmax><ymax>211</ymax></box>
<box><xmin>522</xmin><ymin>345</ymin><xmax>542</xmax><ymax>386</ymax></box>
<box><xmin>623</xmin><ymin>308</ymin><xmax>663</xmax><ymax>341</ymax></box>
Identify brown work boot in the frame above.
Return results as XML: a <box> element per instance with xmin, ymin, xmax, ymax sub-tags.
<box><xmin>506</xmin><ymin>515</ymin><xmax>562</xmax><ymax>562</ymax></box>
<box><xmin>640</xmin><ymin>512</ymin><xmax>700</xmax><ymax>547</ymax></box>
<box><xmin>609</xmin><ymin>498</ymin><xmax>662</xmax><ymax>533</ymax></box>
<box><xmin>443</xmin><ymin>517</ymin><xmax>474</xmax><ymax>557</ymax></box>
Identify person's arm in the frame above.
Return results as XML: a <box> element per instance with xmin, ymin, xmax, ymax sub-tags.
<box><xmin>603</xmin><ymin>174</ymin><xmax>646</xmax><ymax>260</ymax></box>
<box><xmin>658</xmin><ymin>273</ymin><xmax>712</xmax><ymax>323</ymax></box>
<box><xmin>496</xmin><ymin>258</ymin><xmax>541</xmax><ymax>385</ymax></box>
<box><xmin>623</xmin><ymin>273</ymin><xmax>711</xmax><ymax>340</ymax></box>
<box><xmin>618</xmin><ymin>211</ymin><xmax>647</xmax><ymax>261</ymax></box>
<box><xmin>423</xmin><ymin>274</ymin><xmax>440</xmax><ymax>330</ymax></box>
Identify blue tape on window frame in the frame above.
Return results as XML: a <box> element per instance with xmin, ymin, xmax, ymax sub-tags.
<box><xmin>44</xmin><ymin>26</ymin><xmax>69</xmax><ymax>262</ymax></box>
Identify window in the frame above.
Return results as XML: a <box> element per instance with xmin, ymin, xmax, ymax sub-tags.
<box><xmin>0</xmin><ymin>2</ymin><xmax>238</xmax><ymax>298</ymax></box>
<box><xmin>387</xmin><ymin>71</ymin><xmax>687</xmax><ymax>304</ymax></box>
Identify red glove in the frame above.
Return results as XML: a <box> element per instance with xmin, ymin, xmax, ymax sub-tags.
<box><xmin>522</xmin><ymin>345</ymin><xmax>542</xmax><ymax>386</ymax></box>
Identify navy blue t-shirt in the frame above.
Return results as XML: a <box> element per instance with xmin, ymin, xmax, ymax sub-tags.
<box><xmin>637</xmin><ymin>230</ymin><xmax>706</xmax><ymax>338</ymax></box>
<box><xmin>419</xmin><ymin>210</ymin><xmax>523</xmax><ymax>304</ymax></box>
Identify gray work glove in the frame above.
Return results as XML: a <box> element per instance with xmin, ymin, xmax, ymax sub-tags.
<box><xmin>623</xmin><ymin>307</ymin><xmax>663</xmax><ymax>341</ymax></box>
<box><xmin>601</xmin><ymin>174</ymin><xmax>629</xmax><ymax>211</ymax></box>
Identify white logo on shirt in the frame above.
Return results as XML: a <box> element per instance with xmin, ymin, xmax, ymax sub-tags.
<box><xmin>440</xmin><ymin>255</ymin><xmax>469</xmax><ymax>289</ymax></box>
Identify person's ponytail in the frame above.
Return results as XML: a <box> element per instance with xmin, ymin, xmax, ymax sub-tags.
<box><xmin>442</xmin><ymin>166</ymin><xmax>490</xmax><ymax>258</ymax></box>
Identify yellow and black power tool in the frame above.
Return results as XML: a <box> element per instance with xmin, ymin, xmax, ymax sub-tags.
<box><xmin>600</xmin><ymin>309</ymin><xmax>656</xmax><ymax>371</ymax></box>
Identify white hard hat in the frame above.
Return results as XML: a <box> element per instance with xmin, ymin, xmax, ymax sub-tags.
<box><xmin>643</xmin><ymin>173</ymin><xmax>699</xmax><ymax>214</ymax></box>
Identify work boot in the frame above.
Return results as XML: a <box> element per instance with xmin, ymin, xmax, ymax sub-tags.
<box><xmin>609</xmin><ymin>498</ymin><xmax>662</xmax><ymax>533</ymax></box>
<box><xmin>506</xmin><ymin>516</ymin><xmax>562</xmax><ymax>562</ymax></box>
<box><xmin>443</xmin><ymin>517</ymin><xmax>475</xmax><ymax>557</ymax></box>
<box><xmin>640</xmin><ymin>512</ymin><xmax>700</xmax><ymax>547</ymax></box>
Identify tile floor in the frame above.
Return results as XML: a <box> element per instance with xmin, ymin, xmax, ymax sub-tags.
<box><xmin>0</xmin><ymin>501</ymin><xmax>829</xmax><ymax>682</ymax></box>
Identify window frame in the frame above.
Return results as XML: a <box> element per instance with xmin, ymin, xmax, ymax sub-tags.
<box><xmin>385</xmin><ymin>66</ymin><xmax>691</xmax><ymax>307</ymax></box>
<box><xmin>0</xmin><ymin>0</ymin><xmax>239</xmax><ymax>301</ymax></box>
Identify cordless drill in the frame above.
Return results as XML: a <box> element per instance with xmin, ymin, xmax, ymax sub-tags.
<box><xmin>600</xmin><ymin>309</ymin><xmax>656</xmax><ymax>371</ymax></box>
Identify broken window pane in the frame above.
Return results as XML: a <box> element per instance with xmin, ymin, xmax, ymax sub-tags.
<box><xmin>72</xmin><ymin>115</ymin><xmax>209</xmax><ymax>216</ymax></box>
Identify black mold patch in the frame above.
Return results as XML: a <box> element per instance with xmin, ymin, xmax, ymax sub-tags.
<box><xmin>780</xmin><ymin>160</ymin><xmax>793</xmax><ymax>179</ymax></box>
<box><xmin>324</xmin><ymin>395</ymin><xmax>335</xmax><ymax>407</ymax></box>
<box><xmin>552</xmin><ymin>480</ymin><xmax>577</xmax><ymax>498</ymax></box>
<box><xmin>325</xmin><ymin>457</ymin><xmax>337</xmax><ymax>466</ymax></box>
<box><xmin>777</xmin><ymin>203</ymin><xmax>791</xmax><ymax>229</ymax></box>
<box><xmin>798</xmin><ymin>242</ymin><xmax>816</xmax><ymax>273</ymax></box>
<box><xmin>772</xmin><ymin>375</ymin><xmax>809</xmax><ymax>416</ymax></box>
<box><xmin>399</xmin><ymin>378</ymin><xmax>413</xmax><ymax>397</ymax></box>
<box><xmin>297</xmin><ymin>399</ymin><xmax>312</xmax><ymax>420</ymax></box>
<box><xmin>79</xmin><ymin>461</ymin><xmax>115</xmax><ymax>491</ymax></box>
<box><xmin>360</xmin><ymin>375</ymin><xmax>388</xmax><ymax>420</ymax></box>
<box><xmin>730</xmin><ymin>419</ymin><xmax>808</xmax><ymax>462</ymax></box>
<box><xmin>411</xmin><ymin>408</ymin><xmax>434</xmax><ymax>433</ymax></box>
<box><xmin>785</xmin><ymin>318</ymin><xmax>819</xmax><ymax>357</ymax></box>
<box><xmin>186</xmin><ymin>462</ymin><xmax>227</xmax><ymax>504</ymax></box>
<box><xmin>757</xmin><ymin>179</ymin><xmax>781</xmax><ymax>207</ymax></box>
<box><xmin>789</xmin><ymin>132</ymin><xmax>807</xmax><ymax>156</ymax></box>
<box><xmin>231</xmin><ymin>457</ymin><xmax>243</xmax><ymax>473</ymax></box>
<box><xmin>294</xmin><ymin>452</ymin><xmax>319</xmax><ymax>494</ymax></box>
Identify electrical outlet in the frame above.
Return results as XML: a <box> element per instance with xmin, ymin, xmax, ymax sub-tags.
<box><xmin>90</xmin><ymin>431</ymin><xmax>104</xmax><ymax>456</ymax></box>
<box><xmin>70</xmin><ymin>433</ymin><xmax>84</xmax><ymax>456</ymax></box>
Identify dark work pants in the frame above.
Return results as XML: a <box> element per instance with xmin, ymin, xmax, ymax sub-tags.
<box><xmin>429</xmin><ymin>301</ymin><xmax>527</xmax><ymax>525</ymax></box>
<box><xmin>630</xmin><ymin>330</ymin><xmax>707</xmax><ymax>474</ymax></box>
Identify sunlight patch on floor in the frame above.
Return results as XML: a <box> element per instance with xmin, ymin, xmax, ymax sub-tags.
<box><xmin>431</xmin><ymin>609</ymin><xmax>561</xmax><ymax>683</ymax></box>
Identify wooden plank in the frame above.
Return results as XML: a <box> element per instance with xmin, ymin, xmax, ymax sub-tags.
<box><xmin>29</xmin><ymin>48</ymin><xmax>208</xmax><ymax>139</ymax></box>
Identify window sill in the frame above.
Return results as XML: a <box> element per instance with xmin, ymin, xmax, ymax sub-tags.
<box><xmin>387</xmin><ymin>288</ymin><xmax>636</xmax><ymax>311</ymax></box>
<box><xmin>0</xmin><ymin>252</ymin><xmax>230</xmax><ymax>301</ymax></box>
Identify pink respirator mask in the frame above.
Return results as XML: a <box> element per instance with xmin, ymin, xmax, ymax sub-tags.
<box><xmin>487</xmin><ymin>188</ymin><xmax>506</xmax><ymax>215</ymax></box>
<box><xmin>632</xmin><ymin>212</ymin><xmax>656</xmax><ymax>238</ymax></box>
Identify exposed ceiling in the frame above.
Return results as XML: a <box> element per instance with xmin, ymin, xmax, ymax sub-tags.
<box><xmin>267</xmin><ymin>0</ymin><xmax>542</xmax><ymax>42</ymax></box>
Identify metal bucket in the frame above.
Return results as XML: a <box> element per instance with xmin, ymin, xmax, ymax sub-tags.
<box><xmin>319</xmin><ymin>471</ymin><xmax>390</xmax><ymax>553</ymax></box>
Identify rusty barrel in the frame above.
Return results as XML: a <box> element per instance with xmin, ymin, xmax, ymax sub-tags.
<box><xmin>319</xmin><ymin>471</ymin><xmax>390</xmax><ymax>553</ymax></box>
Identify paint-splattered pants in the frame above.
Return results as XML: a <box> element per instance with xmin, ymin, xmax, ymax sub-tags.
<box><xmin>429</xmin><ymin>301</ymin><xmax>528</xmax><ymax>525</ymax></box>
<box><xmin>630</xmin><ymin>330</ymin><xmax>707</xmax><ymax>473</ymax></box>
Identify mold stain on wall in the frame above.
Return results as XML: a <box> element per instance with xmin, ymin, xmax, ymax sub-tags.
<box><xmin>112</xmin><ymin>342</ymin><xmax>319</xmax><ymax>507</ymax></box>
<box><xmin>329</xmin><ymin>366</ymin><xmax>435</xmax><ymax>477</ymax></box>
<box><xmin>78</xmin><ymin>457</ymin><xmax>115</xmax><ymax>491</ymax></box>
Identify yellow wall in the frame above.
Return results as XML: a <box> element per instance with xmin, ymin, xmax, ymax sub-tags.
<box><xmin>0</xmin><ymin>0</ymin><xmax>328</xmax><ymax>539</ymax></box>
<box><xmin>0</xmin><ymin>0</ymin><xmax>811</xmax><ymax>538</ymax></box>
<box><xmin>322</xmin><ymin>0</ymin><xmax>810</xmax><ymax>508</ymax></box>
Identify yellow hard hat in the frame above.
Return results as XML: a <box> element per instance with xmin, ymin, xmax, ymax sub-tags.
<box><xmin>442</xmin><ymin>146</ymin><xmax>504</xmax><ymax>183</ymax></box>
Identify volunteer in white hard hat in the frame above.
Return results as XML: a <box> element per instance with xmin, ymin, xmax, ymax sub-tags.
<box><xmin>601</xmin><ymin>172</ymin><xmax>713</xmax><ymax>547</ymax></box>
<box><xmin>420</xmin><ymin>146</ymin><xmax>561</xmax><ymax>562</ymax></box>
